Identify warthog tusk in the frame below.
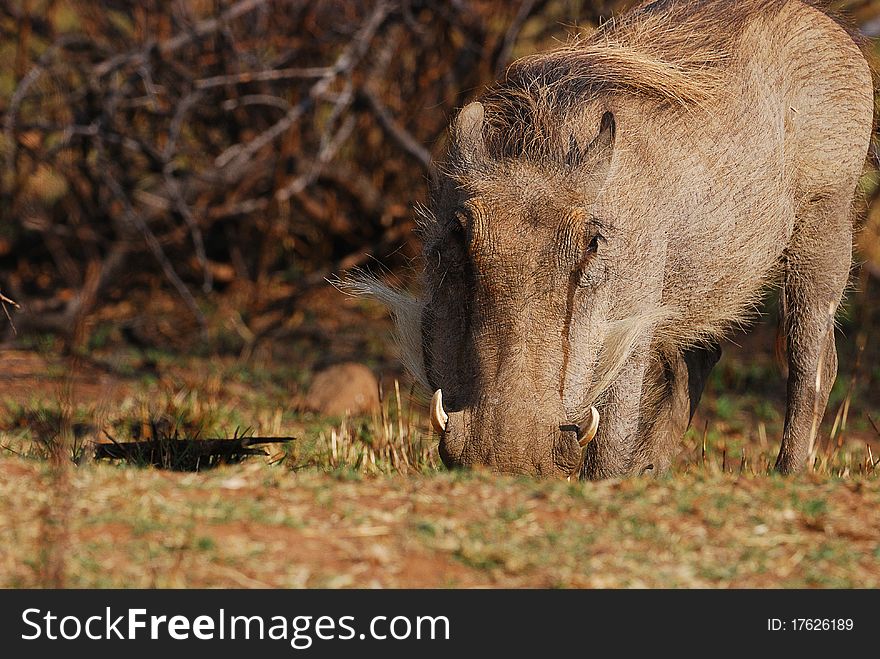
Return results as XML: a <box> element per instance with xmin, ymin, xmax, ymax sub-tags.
<box><xmin>578</xmin><ymin>406</ymin><xmax>599</xmax><ymax>447</ymax></box>
<box><xmin>431</xmin><ymin>389</ymin><xmax>448</xmax><ymax>433</ymax></box>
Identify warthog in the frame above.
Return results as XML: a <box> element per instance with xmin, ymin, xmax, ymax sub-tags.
<box><xmin>351</xmin><ymin>0</ymin><xmax>873</xmax><ymax>478</ymax></box>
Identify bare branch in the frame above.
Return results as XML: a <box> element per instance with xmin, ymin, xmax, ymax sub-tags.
<box><xmin>92</xmin><ymin>0</ymin><xmax>273</xmax><ymax>78</ymax></box>
<box><xmin>195</xmin><ymin>66</ymin><xmax>332</xmax><ymax>89</ymax></box>
<box><xmin>361</xmin><ymin>87</ymin><xmax>436</xmax><ymax>185</ymax></box>
<box><xmin>276</xmin><ymin>115</ymin><xmax>356</xmax><ymax>202</ymax></box>
<box><xmin>214</xmin><ymin>0</ymin><xmax>393</xmax><ymax>177</ymax></box>
<box><xmin>494</xmin><ymin>0</ymin><xmax>542</xmax><ymax>78</ymax></box>
<box><xmin>1</xmin><ymin>290</ymin><xmax>20</xmax><ymax>335</ymax></box>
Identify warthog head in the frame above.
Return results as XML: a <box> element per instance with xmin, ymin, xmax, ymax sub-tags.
<box><xmin>426</xmin><ymin>101</ymin><xmax>622</xmax><ymax>479</ymax></box>
<box><xmin>353</xmin><ymin>100</ymin><xmax>663</xmax><ymax>478</ymax></box>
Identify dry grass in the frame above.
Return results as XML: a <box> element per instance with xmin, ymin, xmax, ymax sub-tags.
<box><xmin>4</xmin><ymin>375</ymin><xmax>876</xmax><ymax>479</ymax></box>
<box><xmin>1</xmin><ymin>456</ymin><xmax>878</xmax><ymax>588</ymax></box>
<box><xmin>0</xmin><ymin>370</ymin><xmax>441</xmax><ymax>476</ymax></box>
<box><xmin>1</xmin><ymin>307</ymin><xmax>878</xmax><ymax>589</ymax></box>
<box><xmin>1</xmin><ymin>369</ymin><xmax>878</xmax><ymax>589</ymax></box>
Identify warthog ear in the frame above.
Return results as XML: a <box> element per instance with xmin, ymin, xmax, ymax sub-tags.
<box><xmin>453</xmin><ymin>101</ymin><xmax>487</xmax><ymax>168</ymax></box>
<box><xmin>567</xmin><ymin>111</ymin><xmax>615</xmax><ymax>185</ymax></box>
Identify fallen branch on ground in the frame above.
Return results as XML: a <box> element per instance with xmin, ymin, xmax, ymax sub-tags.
<box><xmin>94</xmin><ymin>434</ymin><xmax>295</xmax><ymax>471</ymax></box>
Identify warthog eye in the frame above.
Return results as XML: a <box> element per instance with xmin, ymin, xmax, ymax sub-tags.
<box><xmin>576</xmin><ymin>232</ymin><xmax>604</xmax><ymax>288</ymax></box>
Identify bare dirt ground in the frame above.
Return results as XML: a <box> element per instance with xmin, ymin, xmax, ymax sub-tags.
<box><xmin>2</xmin><ymin>457</ymin><xmax>879</xmax><ymax>588</ymax></box>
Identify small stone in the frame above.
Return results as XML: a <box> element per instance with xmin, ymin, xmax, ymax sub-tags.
<box><xmin>303</xmin><ymin>362</ymin><xmax>380</xmax><ymax>416</ymax></box>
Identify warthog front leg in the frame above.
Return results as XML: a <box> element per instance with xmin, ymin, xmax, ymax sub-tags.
<box><xmin>775</xmin><ymin>196</ymin><xmax>852</xmax><ymax>473</ymax></box>
<box><xmin>581</xmin><ymin>340</ymin><xmax>720</xmax><ymax>480</ymax></box>
<box><xmin>632</xmin><ymin>342</ymin><xmax>722</xmax><ymax>475</ymax></box>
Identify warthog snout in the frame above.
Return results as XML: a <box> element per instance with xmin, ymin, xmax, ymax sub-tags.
<box><xmin>432</xmin><ymin>389</ymin><xmax>599</xmax><ymax>478</ymax></box>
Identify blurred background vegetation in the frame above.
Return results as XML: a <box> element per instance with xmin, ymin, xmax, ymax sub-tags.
<box><xmin>1</xmin><ymin>0</ymin><xmax>634</xmax><ymax>354</ymax></box>
<box><xmin>2</xmin><ymin>1</ymin><xmax>880</xmax><ymax>474</ymax></box>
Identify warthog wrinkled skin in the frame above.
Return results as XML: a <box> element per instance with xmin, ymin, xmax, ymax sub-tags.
<box><xmin>353</xmin><ymin>0</ymin><xmax>873</xmax><ymax>479</ymax></box>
